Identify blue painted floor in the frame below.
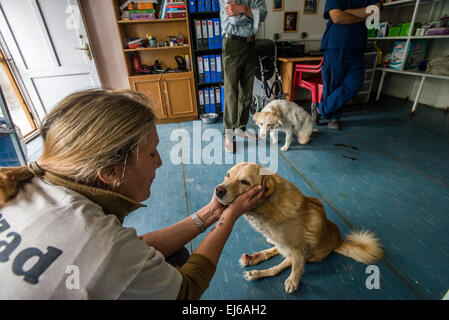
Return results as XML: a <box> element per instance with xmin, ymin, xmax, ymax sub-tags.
<box><xmin>25</xmin><ymin>95</ymin><xmax>449</xmax><ymax>300</ymax></box>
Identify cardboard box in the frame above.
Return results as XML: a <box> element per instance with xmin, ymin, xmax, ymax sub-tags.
<box><xmin>389</xmin><ymin>40</ymin><xmax>428</xmax><ymax>70</ymax></box>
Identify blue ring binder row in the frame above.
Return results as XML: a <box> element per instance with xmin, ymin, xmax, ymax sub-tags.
<box><xmin>189</xmin><ymin>0</ymin><xmax>220</xmax><ymax>13</ymax></box>
<box><xmin>197</xmin><ymin>54</ymin><xmax>222</xmax><ymax>84</ymax></box>
<box><xmin>189</xmin><ymin>0</ymin><xmax>223</xmax><ymax>115</ymax></box>
<box><xmin>193</xmin><ymin>18</ymin><xmax>222</xmax><ymax>50</ymax></box>
<box><xmin>197</xmin><ymin>86</ymin><xmax>224</xmax><ymax>114</ymax></box>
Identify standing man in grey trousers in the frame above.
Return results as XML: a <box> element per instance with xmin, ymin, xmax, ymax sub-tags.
<box><xmin>220</xmin><ymin>0</ymin><xmax>267</xmax><ymax>153</ymax></box>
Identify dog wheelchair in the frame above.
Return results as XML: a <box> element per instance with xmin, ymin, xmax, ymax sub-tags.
<box><xmin>250</xmin><ymin>39</ymin><xmax>285</xmax><ymax>115</ymax></box>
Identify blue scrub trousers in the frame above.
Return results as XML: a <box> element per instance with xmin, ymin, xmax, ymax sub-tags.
<box><xmin>318</xmin><ymin>48</ymin><xmax>365</xmax><ymax>120</ymax></box>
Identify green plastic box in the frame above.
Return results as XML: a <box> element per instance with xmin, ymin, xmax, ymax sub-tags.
<box><xmin>400</xmin><ymin>23</ymin><xmax>411</xmax><ymax>36</ymax></box>
<box><xmin>388</xmin><ymin>26</ymin><xmax>401</xmax><ymax>37</ymax></box>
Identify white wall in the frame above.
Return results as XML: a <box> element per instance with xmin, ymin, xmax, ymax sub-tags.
<box><xmin>259</xmin><ymin>0</ymin><xmax>326</xmax><ymax>50</ymax></box>
<box><xmin>80</xmin><ymin>0</ymin><xmax>129</xmax><ymax>89</ymax></box>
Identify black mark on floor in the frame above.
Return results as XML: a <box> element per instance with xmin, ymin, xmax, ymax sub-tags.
<box><xmin>334</xmin><ymin>143</ymin><xmax>359</xmax><ymax>150</ymax></box>
<box><xmin>342</xmin><ymin>155</ymin><xmax>357</xmax><ymax>160</ymax></box>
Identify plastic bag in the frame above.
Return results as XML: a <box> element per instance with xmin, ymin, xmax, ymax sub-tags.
<box><xmin>425</xmin><ymin>56</ymin><xmax>449</xmax><ymax>76</ymax></box>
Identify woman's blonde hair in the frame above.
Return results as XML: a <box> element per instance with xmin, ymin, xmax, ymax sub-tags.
<box><xmin>0</xmin><ymin>88</ymin><xmax>156</xmax><ymax>206</ymax></box>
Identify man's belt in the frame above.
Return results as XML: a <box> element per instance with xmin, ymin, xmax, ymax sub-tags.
<box><xmin>223</xmin><ymin>33</ymin><xmax>255</xmax><ymax>43</ymax></box>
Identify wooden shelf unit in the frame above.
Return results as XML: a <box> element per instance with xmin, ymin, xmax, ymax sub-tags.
<box><xmin>112</xmin><ymin>0</ymin><xmax>198</xmax><ymax>123</ymax></box>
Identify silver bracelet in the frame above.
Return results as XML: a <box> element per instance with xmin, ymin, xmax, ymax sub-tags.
<box><xmin>191</xmin><ymin>213</ymin><xmax>206</xmax><ymax>233</ymax></box>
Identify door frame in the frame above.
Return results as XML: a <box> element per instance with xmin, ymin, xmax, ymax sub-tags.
<box><xmin>0</xmin><ymin>45</ymin><xmax>38</xmax><ymax>137</ymax></box>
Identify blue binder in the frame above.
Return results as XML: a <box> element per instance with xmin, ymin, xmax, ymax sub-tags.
<box><xmin>220</xmin><ymin>86</ymin><xmax>224</xmax><ymax>112</ymax></box>
<box><xmin>209</xmin><ymin>88</ymin><xmax>215</xmax><ymax>113</ymax></box>
<box><xmin>203</xmin><ymin>55</ymin><xmax>211</xmax><ymax>83</ymax></box>
<box><xmin>207</xmin><ymin>19</ymin><xmax>215</xmax><ymax>49</ymax></box>
<box><xmin>212</xmin><ymin>0</ymin><xmax>220</xmax><ymax>12</ymax></box>
<box><xmin>215</xmin><ymin>54</ymin><xmax>222</xmax><ymax>83</ymax></box>
<box><xmin>205</xmin><ymin>0</ymin><xmax>211</xmax><ymax>12</ymax></box>
<box><xmin>188</xmin><ymin>0</ymin><xmax>196</xmax><ymax>12</ymax></box>
<box><xmin>213</xmin><ymin>18</ymin><xmax>221</xmax><ymax>49</ymax></box>
<box><xmin>204</xmin><ymin>88</ymin><xmax>210</xmax><ymax>113</ymax></box>
<box><xmin>210</xmin><ymin>55</ymin><xmax>216</xmax><ymax>83</ymax></box>
<box><xmin>197</xmin><ymin>0</ymin><xmax>205</xmax><ymax>12</ymax></box>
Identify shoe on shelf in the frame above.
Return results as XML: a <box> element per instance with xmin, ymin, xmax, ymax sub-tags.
<box><xmin>328</xmin><ymin>119</ymin><xmax>340</xmax><ymax>130</ymax></box>
<box><xmin>224</xmin><ymin>133</ymin><xmax>235</xmax><ymax>153</ymax></box>
<box><xmin>234</xmin><ymin>128</ymin><xmax>258</xmax><ymax>141</ymax></box>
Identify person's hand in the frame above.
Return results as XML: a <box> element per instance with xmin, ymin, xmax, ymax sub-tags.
<box><xmin>206</xmin><ymin>193</ymin><xmax>228</xmax><ymax>223</ymax></box>
<box><xmin>224</xmin><ymin>179</ymin><xmax>266</xmax><ymax>220</ymax></box>
<box><xmin>226</xmin><ymin>1</ymin><xmax>246</xmax><ymax>17</ymax></box>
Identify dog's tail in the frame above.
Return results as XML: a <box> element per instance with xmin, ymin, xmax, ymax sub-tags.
<box><xmin>334</xmin><ymin>230</ymin><xmax>384</xmax><ymax>264</ymax></box>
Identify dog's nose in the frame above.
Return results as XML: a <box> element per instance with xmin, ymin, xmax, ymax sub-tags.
<box><xmin>215</xmin><ymin>186</ymin><xmax>227</xmax><ymax>198</ymax></box>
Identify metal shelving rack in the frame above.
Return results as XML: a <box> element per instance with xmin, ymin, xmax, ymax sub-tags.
<box><xmin>354</xmin><ymin>52</ymin><xmax>379</xmax><ymax>103</ymax></box>
<box><xmin>369</xmin><ymin>0</ymin><xmax>449</xmax><ymax>114</ymax></box>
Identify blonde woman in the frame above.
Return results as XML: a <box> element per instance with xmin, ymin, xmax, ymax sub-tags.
<box><xmin>0</xmin><ymin>89</ymin><xmax>265</xmax><ymax>299</ymax></box>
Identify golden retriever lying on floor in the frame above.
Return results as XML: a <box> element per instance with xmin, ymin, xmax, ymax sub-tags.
<box><xmin>214</xmin><ymin>162</ymin><xmax>384</xmax><ymax>294</ymax></box>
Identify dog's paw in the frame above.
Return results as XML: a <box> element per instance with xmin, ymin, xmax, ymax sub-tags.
<box><xmin>280</xmin><ymin>145</ymin><xmax>289</xmax><ymax>152</ymax></box>
<box><xmin>243</xmin><ymin>270</ymin><xmax>258</xmax><ymax>281</ymax></box>
<box><xmin>284</xmin><ymin>277</ymin><xmax>299</xmax><ymax>294</ymax></box>
<box><xmin>239</xmin><ymin>254</ymin><xmax>251</xmax><ymax>267</ymax></box>
<box><xmin>239</xmin><ymin>253</ymin><xmax>261</xmax><ymax>267</ymax></box>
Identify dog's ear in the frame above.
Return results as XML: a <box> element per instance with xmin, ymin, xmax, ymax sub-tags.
<box><xmin>253</xmin><ymin>112</ymin><xmax>262</xmax><ymax>124</ymax></box>
<box><xmin>261</xmin><ymin>174</ymin><xmax>276</xmax><ymax>198</ymax></box>
<box><xmin>271</xmin><ymin>105</ymin><xmax>284</xmax><ymax>126</ymax></box>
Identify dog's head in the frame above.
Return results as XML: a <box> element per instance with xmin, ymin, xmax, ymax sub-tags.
<box><xmin>253</xmin><ymin>105</ymin><xmax>284</xmax><ymax>139</ymax></box>
<box><xmin>214</xmin><ymin>162</ymin><xmax>276</xmax><ymax>206</ymax></box>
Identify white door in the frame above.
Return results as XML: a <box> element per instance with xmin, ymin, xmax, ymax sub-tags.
<box><xmin>0</xmin><ymin>0</ymin><xmax>102</xmax><ymax>123</ymax></box>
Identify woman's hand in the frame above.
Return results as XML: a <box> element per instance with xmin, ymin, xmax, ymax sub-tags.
<box><xmin>197</xmin><ymin>194</ymin><xmax>228</xmax><ymax>229</ymax></box>
<box><xmin>208</xmin><ymin>194</ymin><xmax>228</xmax><ymax>221</ymax></box>
<box><xmin>224</xmin><ymin>179</ymin><xmax>266</xmax><ymax>220</ymax></box>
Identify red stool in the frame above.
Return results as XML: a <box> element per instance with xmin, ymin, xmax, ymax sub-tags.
<box><xmin>291</xmin><ymin>58</ymin><xmax>324</xmax><ymax>113</ymax></box>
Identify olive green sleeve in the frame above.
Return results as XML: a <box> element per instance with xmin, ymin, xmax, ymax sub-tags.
<box><xmin>176</xmin><ymin>254</ymin><xmax>216</xmax><ymax>300</ymax></box>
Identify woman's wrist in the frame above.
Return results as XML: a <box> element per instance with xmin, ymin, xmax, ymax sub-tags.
<box><xmin>197</xmin><ymin>204</ymin><xmax>217</xmax><ymax>229</ymax></box>
<box><xmin>221</xmin><ymin>207</ymin><xmax>240</xmax><ymax>223</ymax></box>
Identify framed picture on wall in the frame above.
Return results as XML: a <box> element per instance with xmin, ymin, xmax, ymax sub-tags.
<box><xmin>273</xmin><ymin>0</ymin><xmax>283</xmax><ymax>11</ymax></box>
<box><xmin>303</xmin><ymin>0</ymin><xmax>319</xmax><ymax>15</ymax></box>
<box><xmin>283</xmin><ymin>11</ymin><xmax>298</xmax><ymax>32</ymax></box>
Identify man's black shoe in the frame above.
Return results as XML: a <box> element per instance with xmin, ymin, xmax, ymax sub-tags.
<box><xmin>328</xmin><ymin>119</ymin><xmax>340</xmax><ymax>130</ymax></box>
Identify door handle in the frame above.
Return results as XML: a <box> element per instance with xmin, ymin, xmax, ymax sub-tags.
<box><xmin>75</xmin><ymin>43</ymin><xmax>93</xmax><ymax>60</ymax></box>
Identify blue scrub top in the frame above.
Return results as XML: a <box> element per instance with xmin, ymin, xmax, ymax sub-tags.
<box><xmin>321</xmin><ymin>0</ymin><xmax>380</xmax><ymax>50</ymax></box>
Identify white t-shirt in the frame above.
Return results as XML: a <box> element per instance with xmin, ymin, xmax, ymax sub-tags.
<box><xmin>0</xmin><ymin>177</ymin><xmax>182</xmax><ymax>299</ymax></box>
